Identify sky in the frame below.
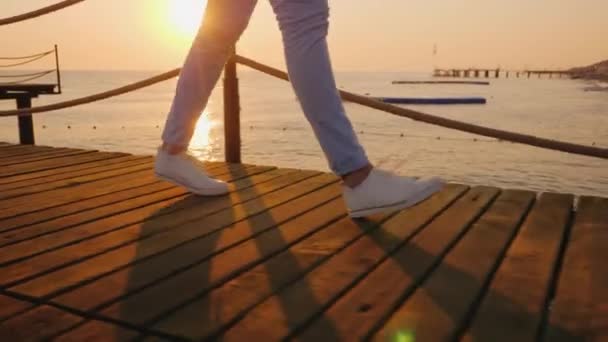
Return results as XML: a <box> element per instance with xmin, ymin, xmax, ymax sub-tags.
<box><xmin>2</xmin><ymin>0</ymin><xmax>608</xmax><ymax>72</ymax></box>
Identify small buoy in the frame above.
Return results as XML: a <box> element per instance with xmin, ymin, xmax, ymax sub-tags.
<box><xmin>592</xmin><ymin>142</ymin><xmax>596</xmax><ymax>146</ymax></box>
<box><xmin>436</xmin><ymin>136</ymin><xmax>441</xmax><ymax>140</ymax></box>
<box><xmin>250</xmin><ymin>125</ymin><xmax>253</xmax><ymax>129</ymax></box>
<box><xmin>42</xmin><ymin>125</ymin><xmax>47</xmax><ymax>129</ymax></box>
<box><xmin>155</xmin><ymin>125</ymin><xmax>160</xmax><ymax>128</ymax></box>
<box><xmin>93</xmin><ymin>126</ymin><xmax>97</xmax><ymax>130</ymax></box>
<box><xmin>400</xmin><ymin>133</ymin><xmax>404</xmax><ymax>137</ymax></box>
<box><xmin>282</xmin><ymin>127</ymin><xmax>286</xmax><ymax>131</ymax></box>
<box><xmin>473</xmin><ymin>138</ymin><xmax>478</xmax><ymax>142</ymax></box>
<box><xmin>359</xmin><ymin>130</ymin><xmax>364</xmax><ymax>134</ymax></box>
<box><xmin>121</xmin><ymin>126</ymin><xmax>125</xmax><ymax>129</ymax></box>
<box><xmin>67</xmin><ymin>125</ymin><xmax>71</xmax><ymax>129</ymax></box>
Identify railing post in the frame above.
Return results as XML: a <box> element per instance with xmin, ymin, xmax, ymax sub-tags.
<box><xmin>223</xmin><ymin>47</ymin><xmax>241</xmax><ymax>164</ymax></box>
<box><xmin>16</xmin><ymin>96</ymin><xmax>35</xmax><ymax>145</ymax></box>
<box><xmin>55</xmin><ymin>44</ymin><xmax>62</xmax><ymax>94</ymax></box>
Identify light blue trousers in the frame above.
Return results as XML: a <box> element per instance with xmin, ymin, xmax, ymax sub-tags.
<box><xmin>162</xmin><ymin>0</ymin><xmax>369</xmax><ymax>175</ymax></box>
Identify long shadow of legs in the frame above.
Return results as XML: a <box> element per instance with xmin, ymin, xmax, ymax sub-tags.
<box><xmin>360</xmin><ymin>216</ymin><xmax>579</xmax><ymax>341</ymax></box>
<box><xmin>119</xmin><ymin>167</ymin><xmax>341</xmax><ymax>340</ymax></box>
<box><xmin>117</xmin><ymin>166</ymin><xmax>251</xmax><ymax>339</ymax></box>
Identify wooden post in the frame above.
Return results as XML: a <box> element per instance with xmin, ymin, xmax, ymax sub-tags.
<box><xmin>16</xmin><ymin>96</ymin><xmax>35</xmax><ymax>145</ymax></box>
<box><xmin>223</xmin><ymin>47</ymin><xmax>241</xmax><ymax>163</ymax></box>
<box><xmin>55</xmin><ymin>44</ymin><xmax>62</xmax><ymax>94</ymax></box>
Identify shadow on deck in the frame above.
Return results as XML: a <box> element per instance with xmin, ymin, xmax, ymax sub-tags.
<box><xmin>0</xmin><ymin>143</ymin><xmax>606</xmax><ymax>341</ymax></box>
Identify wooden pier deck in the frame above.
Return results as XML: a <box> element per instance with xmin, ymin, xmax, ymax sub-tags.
<box><xmin>0</xmin><ymin>143</ymin><xmax>606</xmax><ymax>341</ymax></box>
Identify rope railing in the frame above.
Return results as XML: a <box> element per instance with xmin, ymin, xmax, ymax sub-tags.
<box><xmin>234</xmin><ymin>55</ymin><xmax>608</xmax><ymax>160</ymax></box>
<box><xmin>0</xmin><ymin>70</ymin><xmax>55</xmax><ymax>78</ymax></box>
<box><xmin>0</xmin><ymin>70</ymin><xmax>56</xmax><ymax>85</ymax></box>
<box><xmin>0</xmin><ymin>68</ymin><xmax>180</xmax><ymax>116</ymax></box>
<box><xmin>0</xmin><ymin>50</ymin><xmax>55</xmax><ymax>60</ymax></box>
<box><xmin>0</xmin><ymin>0</ymin><xmax>86</xmax><ymax>26</ymax></box>
<box><xmin>0</xmin><ymin>51</ymin><xmax>54</xmax><ymax>68</ymax></box>
<box><xmin>0</xmin><ymin>56</ymin><xmax>605</xmax><ymax>160</ymax></box>
<box><xmin>1</xmin><ymin>2</ymin><xmax>602</xmax><ymax>161</ymax></box>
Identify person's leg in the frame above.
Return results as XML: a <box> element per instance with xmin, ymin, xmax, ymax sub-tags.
<box><xmin>269</xmin><ymin>0</ymin><xmax>444</xmax><ymax>217</ymax></box>
<box><xmin>162</xmin><ymin>0</ymin><xmax>258</xmax><ymax>152</ymax></box>
<box><xmin>155</xmin><ymin>0</ymin><xmax>257</xmax><ymax>196</ymax></box>
<box><xmin>269</xmin><ymin>0</ymin><xmax>370</xmax><ymax>179</ymax></box>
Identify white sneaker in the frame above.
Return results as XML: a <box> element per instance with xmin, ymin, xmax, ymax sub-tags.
<box><xmin>154</xmin><ymin>148</ymin><xmax>229</xmax><ymax>196</ymax></box>
<box><xmin>343</xmin><ymin>169</ymin><xmax>444</xmax><ymax>218</ymax></box>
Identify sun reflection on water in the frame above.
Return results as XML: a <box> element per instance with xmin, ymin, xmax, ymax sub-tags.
<box><xmin>189</xmin><ymin>112</ymin><xmax>218</xmax><ymax>160</ymax></box>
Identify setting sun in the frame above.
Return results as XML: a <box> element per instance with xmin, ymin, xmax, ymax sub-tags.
<box><xmin>167</xmin><ymin>0</ymin><xmax>206</xmax><ymax>37</ymax></box>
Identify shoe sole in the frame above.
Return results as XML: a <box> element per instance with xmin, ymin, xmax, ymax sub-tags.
<box><xmin>155</xmin><ymin>172</ymin><xmax>229</xmax><ymax>196</ymax></box>
<box><xmin>349</xmin><ymin>179</ymin><xmax>445</xmax><ymax>218</ymax></box>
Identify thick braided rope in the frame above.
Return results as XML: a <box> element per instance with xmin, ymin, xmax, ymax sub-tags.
<box><xmin>0</xmin><ymin>50</ymin><xmax>55</xmax><ymax>60</ymax></box>
<box><xmin>0</xmin><ymin>0</ymin><xmax>86</xmax><ymax>26</ymax></box>
<box><xmin>235</xmin><ymin>55</ymin><xmax>608</xmax><ymax>160</ymax></box>
<box><xmin>0</xmin><ymin>70</ymin><xmax>56</xmax><ymax>85</ymax></box>
<box><xmin>0</xmin><ymin>56</ymin><xmax>605</xmax><ymax>160</ymax></box>
<box><xmin>0</xmin><ymin>52</ymin><xmax>54</xmax><ymax>68</ymax></box>
<box><xmin>0</xmin><ymin>69</ymin><xmax>180</xmax><ymax>116</ymax></box>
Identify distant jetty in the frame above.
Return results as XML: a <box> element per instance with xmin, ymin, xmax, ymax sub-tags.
<box><xmin>392</xmin><ymin>80</ymin><xmax>490</xmax><ymax>85</ymax></box>
<box><xmin>569</xmin><ymin>59</ymin><xmax>608</xmax><ymax>82</ymax></box>
<box><xmin>433</xmin><ymin>68</ymin><xmax>572</xmax><ymax>79</ymax></box>
<box><xmin>375</xmin><ymin>97</ymin><xmax>487</xmax><ymax>105</ymax></box>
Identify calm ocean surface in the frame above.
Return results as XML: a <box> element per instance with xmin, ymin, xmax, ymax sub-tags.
<box><xmin>1</xmin><ymin>70</ymin><xmax>607</xmax><ymax>197</ymax></box>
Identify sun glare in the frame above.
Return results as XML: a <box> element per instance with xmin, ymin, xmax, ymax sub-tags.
<box><xmin>190</xmin><ymin>113</ymin><xmax>216</xmax><ymax>155</ymax></box>
<box><xmin>168</xmin><ymin>0</ymin><xmax>206</xmax><ymax>37</ymax></box>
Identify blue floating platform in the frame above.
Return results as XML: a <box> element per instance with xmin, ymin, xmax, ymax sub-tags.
<box><xmin>375</xmin><ymin>97</ymin><xmax>487</xmax><ymax>105</ymax></box>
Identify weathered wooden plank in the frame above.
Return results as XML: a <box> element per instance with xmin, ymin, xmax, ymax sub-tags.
<box><xmin>0</xmin><ymin>151</ymin><xmax>105</xmax><ymax>177</ymax></box>
<box><xmin>53</xmin><ymin>181</ymin><xmax>342</xmax><ymax>313</ymax></box>
<box><xmin>296</xmin><ymin>186</ymin><xmax>498</xmax><ymax>341</ymax></box>
<box><xmin>95</xmin><ymin>184</ymin><xmax>344</xmax><ymax>327</ymax></box>
<box><xmin>7</xmin><ymin>171</ymin><xmax>330</xmax><ymax>294</ymax></box>
<box><xmin>0</xmin><ymin>148</ymin><xmax>90</xmax><ymax>167</ymax></box>
<box><xmin>0</xmin><ymin>155</ymin><xmax>151</xmax><ymax>192</ymax></box>
<box><xmin>0</xmin><ymin>166</ymin><xmax>278</xmax><ymax>267</ymax></box>
<box><xmin>151</xmin><ymin>212</ymin><xmax>389</xmax><ymax>340</ymax></box>
<box><xmin>52</xmin><ymin>320</ymin><xmax>141</xmax><ymax>342</ymax></box>
<box><xmin>0</xmin><ymin>163</ymin><xmax>238</xmax><ymax>236</ymax></box>
<box><xmin>370</xmin><ymin>190</ymin><xmax>535</xmax><ymax>341</ymax></box>
<box><xmin>216</xmin><ymin>185</ymin><xmax>468</xmax><ymax>341</ymax></box>
<box><xmin>151</xmin><ymin>184</ymin><xmax>468</xmax><ymax>340</ymax></box>
<box><xmin>0</xmin><ymin>168</ymin><xmax>255</xmax><ymax>247</ymax></box>
<box><xmin>0</xmin><ymin>170</ymin><xmax>160</xmax><ymax>218</ymax></box>
<box><xmin>0</xmin><ymin>161</ymin><xmax>155</xmax><ymax>200</ymax></box>
<box><xmin>0</xmin><ymin>143</ymin><xmax>54</xmax><ymax>151</ymax></box>
<box><xmin>544</xmin><ymin>196</ymin><xmax>608</xmax><ymax>341</ymax></box>
<box><xmin>461</xmin><ymin>193</ymin><xmax>573</xmax><ymax>341</ymax></box>
<box><xmin>0</xmin><ymin>147</ymin><xmax>80</xmax><ymax>160</ymax></box>
<box><xmin>0</xmin><ymin>165</ymin><xmax>154</xmax><ymax>206</ymax></box>
<box><xmin>0</xmin><ymin>295</ymin><xmax>32</xmax><ymax>321</ymax></box>
<box><xmin>0</xmin><ymin>305</ymin><xmax>83</xmax><ymax>341</ymax></box>
<box><xmin>0</xmin><ymin>145</ymin><xmax>59</xmax><ymax>158</ymax></box>
<box><xmin>0</xmin><ymin>152</ymin><xmax>133</xmax><ymax>185</ymax></box>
